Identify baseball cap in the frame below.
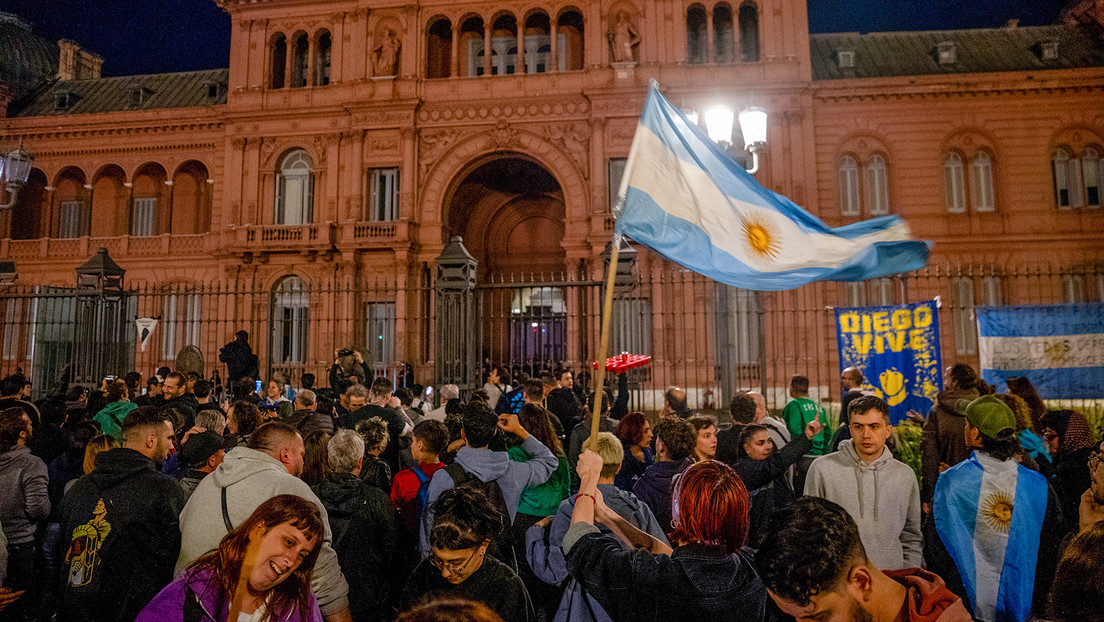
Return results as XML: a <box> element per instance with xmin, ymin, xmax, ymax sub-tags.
<box><xmin>964</xmin><ymin>394</ymin><xmax>1016</xmax><ymax>439</ymax></box>
<box><xmin>179</xmin><ymin>430</ymin><xmax>231</xmax><ymax>467</ymax></box>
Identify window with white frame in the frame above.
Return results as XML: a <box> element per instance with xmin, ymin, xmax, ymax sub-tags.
<box><xmin>838</xmin><ymin>155</ymin><xmax>860</xmax><ymax>216</ymax></box>
<box><xmin>368</xmin><ymin>168</ymin><xmax>399</xmax><ymax>221</ymax></box>
<box><xmin>1052</xmin><ymin>148</ymin><xmax>1081</xmax><ymax>209</ymax></box>
<box><xmin>276</xmin><ymin>150</ymin><xmax>314</xmax><ymax>225</ymax></box>
<box><xmin>981</xmin><ymin>275</ymin><xmax>1003</xmax><ymax>306</ymax></box>
<box><xmin>272</xmin><ymin>277</ymin><xmax>309</xmax><ymax>364</ymax></box>
<box><xmin>864</xmin><ymin>154</ymin><xmax>889</xmax><ymax>215</ymax></box>
<box><xmin>1083</xmin><ymin>147</ymin><xmax>1102</xmax><ymax>207</ymax></box>
<box><xmin>161</xmin><ymin>293</ymin><xmax>202</xmax><ymax>360</ymax></box>
<box><xmin>1062</xmin><ymin>274</ymin><xmax>1086</xmax><ymax>303</ymax></box>
<box><xmin>872</xmin><ymin>278</ymin><xmax>895</xmax><ymax>306</ymax></box>
<box><xmin>944</xmin><ymin>153</ymin><xmax>966</xmax><ymax>213</ymax></box>
<box><xmin>131</xmin><ymin>198</ymin><xmax>158</xmax><ymax>236</ymax></box>
<box><xmin>970</xmin><ymin>152</ymin><xmax>995</xmax><ymax>212</ymax></box>
<box><xmin>59</xmin><ymin>200</ymin><xmax>88</xmax><ymax>238</ymax></box>
<box><xmin>468</xmin><ymin>34</ymin><xmax>567</xmax><ymax>76</ymax></box>
<box><xmin>365</xmin><ymin>302</ymin><xmax>396</xmax><ymax>364</ymax></box>
<box><xmin>950</xmin><ymin>277</ymin><xmax>977</xmax><ymax>356</ymax></box>
<box><xmin>844</xmin><ymin>282</ymin><xmax>866</xmax><ymax>307</ymax></box>
<box><xmin>608</xmin><ymin>158</ymin><xmax>627</xmax><ymax>212</ymax></box>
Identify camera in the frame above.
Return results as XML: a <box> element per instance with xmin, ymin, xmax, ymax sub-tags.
<box><xmin>337</xmin><ymin>348</ymin><xmax>355</xmax><ymax>357</ymax></box>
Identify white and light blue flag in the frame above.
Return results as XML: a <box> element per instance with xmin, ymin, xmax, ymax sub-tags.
<box><xmin>977</xmin><ymin>303</ymin><xmax>1104</xmax><ymax>399</ymax></box>
<box><xmin>614</xmin><ymin>84</ymin><xmax>930</xmax><ymax>290</ymax></box>
<box><xmin>933</xmin><ymin>452</ymin><xmax>1048</xmax><ymax>622</ymax></box>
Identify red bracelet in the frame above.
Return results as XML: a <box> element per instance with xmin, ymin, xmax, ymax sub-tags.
<box><xmin>577</xmin><ymin>492</ymin><xmax>597</xmax><ymax>504</ymax></box>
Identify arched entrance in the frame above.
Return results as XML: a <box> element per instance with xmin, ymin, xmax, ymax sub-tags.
<box><xmin>445</xmin><ymin>155</ymin><xmax>566</xmax><ymax>277</ymax></box>
<box><xmin>443</xmin><ymin>155</ymin><xmax>569</xmax><ymax>370</ymax></box>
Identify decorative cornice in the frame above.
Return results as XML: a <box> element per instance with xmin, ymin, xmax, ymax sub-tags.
<box><xmin>30</xmin><ymin>143</ymin><xmax>220</xmax><ymax>158</ymax></box>
<box><xmin>1</xmin><ymin>122</ymin><xmax>223</xmax><ymax>142</ymax></box>
<box><xmin>416</xmin><ymin>98</ymin><xmax>591</xmax><ymax>124</ymax></box>
<box><xmin>814</xmin><ymin>82</ymin><xmax>1104</xmax><ymax>103</ymax></box>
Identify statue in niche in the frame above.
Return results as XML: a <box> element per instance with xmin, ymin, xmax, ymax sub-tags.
<box><xmin>608</xmin><ymin>11</ymin><xmax>639</xmax><ymax>63</ymax></box>
<box><xmin>373</xmin><ymin>28</ymin><xmax>401</xmax><ymax>76</ymax></box>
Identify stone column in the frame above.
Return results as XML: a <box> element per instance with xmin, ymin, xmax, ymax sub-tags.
<box><xmin>483</xmin><ymin>23</ymin><xmax>493</xmax><ymax>76</ymax></box>
<box><xmin>450</xmin><ymin>22</ymin><xmax>460</xmax><ymax>77</ymax></box>
<box><xmin>516</xmin><ymin>25</ymin><xmax>525</xmax><ymax>74</ymax></box>
<box><xmin>550</xmin><ymin>20</ymin><xmax>558</xmax><ymax>72</ymax></box>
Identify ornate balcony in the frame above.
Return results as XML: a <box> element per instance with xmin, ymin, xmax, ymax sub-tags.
<box><xmin>232</xmin><ymin>222</ymin><xmax>336</xmax><ymax>256</ymax></box>
<box><xmin>337</xmin><ymin>219</ymin><xmax>407</xmax><ymax>248</ymax></box>
<box><xmin>0</xmin><ymin>234</ymin><xmax>213</xmax><ymax>261</ymax></box>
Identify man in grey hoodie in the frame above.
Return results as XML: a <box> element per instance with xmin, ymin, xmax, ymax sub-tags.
<box><xmin>177</xmin><ymin>421</ymin><xmax>353</xmax><ymax>622</ymax></box>
<box><xmin>420</xmin><ymin>402</ymin><xmax>558</xmax><ymax>556</ymax></box>
<box><xmin>805</xmin><ymin>395</ymin><xmax>922</xmax><ymax>570</ymax></box>
<box><xmin>0</xmin><ymin>408</ymin><xmax>48</xmax><ymax>620</ymax></box>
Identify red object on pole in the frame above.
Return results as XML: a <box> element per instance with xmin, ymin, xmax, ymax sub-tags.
<box><xmin>593</xmin><ymin>353</ymin><xmax>651</xmax><ymax>373</ymax></box>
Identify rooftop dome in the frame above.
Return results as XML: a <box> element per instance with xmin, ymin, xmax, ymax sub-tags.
<box><xmin>0</xmin><ymin>13</ymin><xmax>59</xmax><ymax>101</ymax></box>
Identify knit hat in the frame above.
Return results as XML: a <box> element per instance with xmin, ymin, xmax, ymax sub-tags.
<box><xmin>963</xmin><ymin>395</ymin><xmax>1016</xmax><ymax>439</ymax></box>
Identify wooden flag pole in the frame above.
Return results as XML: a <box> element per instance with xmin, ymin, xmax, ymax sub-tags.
<box><xmin>590</xmin><ymin>232</ymin><xmax>622</xmax><ymax>442</ymax></box>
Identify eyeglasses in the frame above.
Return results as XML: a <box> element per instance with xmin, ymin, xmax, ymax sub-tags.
<box><xmin>1043</xmin><ymin>432</ymin><xmax>1059</xmax><ymax>441</ymax></box>
<box><xmin>429</xmin><ymin>544</ymin><xmax>484</xmax><ymax>575</ymax></box>
<box><xmin>1089</xmin><ymin>450</ymin><xmax>1102</xmax><ymax>469</ymax></box>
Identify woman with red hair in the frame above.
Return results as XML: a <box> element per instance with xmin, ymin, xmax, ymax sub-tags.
<box><xmin>137</xmin><ymin>495</ymin><xmax>325</xmax><ymax>622</ymax></box>
<box><xmin>562</xmin><ymin>452</ymin><xmax>766</xmax><ymax>620</ymax></box>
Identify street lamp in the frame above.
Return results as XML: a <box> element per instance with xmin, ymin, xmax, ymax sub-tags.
<box><xmin>0</xmin><ymin>142</ymin><xmax>35</xmax><ymax>210</ymax></box>
<box><xmin>702</xmin><ymin>104</ymin><xmax>768</xmax><ymax>175</ymax></box>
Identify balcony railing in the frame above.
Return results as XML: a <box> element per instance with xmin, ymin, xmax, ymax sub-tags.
<box><xmin>337</xmin><ymin>220</ymin><xmax>406</xmax><ymax>247</ymax></box>
<box><xmin>233</xmin><ymin>222</ymin><xmax>336</xmax><ymax>251</ymax></box>
<box><xmin>0</xmin><ymin>234</ymin><xmax>212</xmax><ymax>260</ymax></box>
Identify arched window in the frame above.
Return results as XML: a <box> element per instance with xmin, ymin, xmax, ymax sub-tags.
<box><xmin>272</xmin><ymin>276</ymin><xmax>309</xmax><ymax>365</ymax></box>
<box><xmin>270</xmin><ymin>34</ymin><xmax>287</xmax><ymax>89</ymax></box>
<box><xmin>838</xmin><ymin>155</ymin><xmax>860</xmax><ymax>216</ymax></box>
<box><xmin>426</xmin><ymin>17</ymin><xmax>453</xmax><ymax>78</ymax></box>
<box><xmin>276</xmin><ymin>150</ymin><xmax>314</xmax><ymax>225</ymax></box>
<box><xmin>686</xmin><ymin>5</ymin><xmax>707</xmax><ymax>64</ymax></box>
<box><xmin>290</xmin><ymin>33</ymin><xmax>309</xmax><ymax>87</ymax></box>
<box><xmin>970</xmin><ymin>151</ymin><xmax>994</xmax><ymax>212</ymax></box>
<box><xmin>1052</xmin><ymin>148</ymin><xmax>1075</xmax><ymax>208</ymax></box>
<box><xmin>738</xmin><ymin>2</ymin><xmax>759</xmax><ymax>62</ymax></box>
<box><xmin>864</xmin><ymin>154</ymin><xmax>889</xmax><ymax>215</ymax></box>
<box><xmin>1083</xmin><ymin>147</ymin><xmax>1102</xmax><ymax>207</ymax></box>
<box><xmin>943</xmin><ymin>152</ymin><xmax>966</xmax><ymax>213</ymax></box>
<box><xmin>314</xmin><ymin>31</ymin><xmax>332</xmax><ymax>86</ymax></box>
<box><xmin>714</xmin><ymin>3</ymin><xmax>734</xmax><ymax>63</ymax></box>
<box><xmin>557</xmin><ymin>9</ymin><xmax>584</xmax><ymax>71</ymax></box>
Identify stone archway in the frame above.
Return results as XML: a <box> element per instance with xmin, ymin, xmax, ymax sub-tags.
<box><xmin>445</xmin><ymin>154</ymin><xmax>566</xmax><ymax>278</ymax></box>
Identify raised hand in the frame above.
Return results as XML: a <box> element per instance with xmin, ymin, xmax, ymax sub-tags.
<box><xmin>805</xmin><ymin>411</ymin><xmax>825</xmax><ymax>439</ymax></box>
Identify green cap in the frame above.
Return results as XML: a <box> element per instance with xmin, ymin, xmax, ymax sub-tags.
<box><xmin>964</xmin><ymin>394</ymin><xmax>1016</xmax><ymax>439</ymax></box>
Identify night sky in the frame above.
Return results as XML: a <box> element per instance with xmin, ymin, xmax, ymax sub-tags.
<box><xmin>2</xmin><ymin>0</ymin><xmax>1074</xmax><ymax>77</ymax></box>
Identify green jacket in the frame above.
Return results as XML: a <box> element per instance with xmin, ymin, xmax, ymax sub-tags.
<box><xmin>93</xmin><ymin>401</ymin><xmax>138</xmax><ymax>441</ymax></box>
<box><xmin>782</xmin><ymin>397</ymin><xmax>830</xmax><ymax>456</ymax></box>
<box><xmin>507</xmin><ymin>446</ymin><xmax>570</xmax><ymax>517</ymax></box>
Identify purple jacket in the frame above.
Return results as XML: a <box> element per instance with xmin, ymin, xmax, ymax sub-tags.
<box><xmin>137</xmin><ymin>566</ymin><xmax>323</xmax><ymax>622</ymax></box>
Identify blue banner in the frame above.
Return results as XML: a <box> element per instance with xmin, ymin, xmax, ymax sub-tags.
<box><xmin>977</xmin><ymin>303</ymin><xmax>1104</xmax><ymax>399</ymax></box>
<box><xmin>836</xmin><ymin>300</ymin><xmax>942</xmax><ymax>424</ymax></box>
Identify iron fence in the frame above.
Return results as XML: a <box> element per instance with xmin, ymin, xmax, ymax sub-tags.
<box><xmin>1</xmin><ymin>260</ymin><xmax>1101</xmax><ymax>418</ymax></box>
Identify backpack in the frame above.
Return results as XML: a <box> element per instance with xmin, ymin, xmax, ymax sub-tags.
<box><xmin>443</xmin><ymin>463</ymin><xmax>517</xmax><ymax>571</ymax></box>
<box><xmin>410</xmin><ymin>463</ymin><xmax>432</xmax><ymax>524</ymax></box>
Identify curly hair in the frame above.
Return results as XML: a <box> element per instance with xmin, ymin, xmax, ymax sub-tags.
<box><xmin>995</xmin><ymin>393</ymin><xmax>1033</xmax><ymax>432</ymax></box>
<box><xmin>654</xmin><ymin>417</ymin><xmax>695</xmax><ymax>462</ymax></box>
<box><xmin>355</xmin><ymin>416</ymin><xmax>390</xmax><ymax>454</ymax></box>
<box><xmin>461</xmin><ymin>401</ymin><xmax>499</xmax><ymax>448</ymax></box>
<box><xmin>755</xmin><ymin>496</ymin><xmax>867</xmax><ymax>607</ymax></box>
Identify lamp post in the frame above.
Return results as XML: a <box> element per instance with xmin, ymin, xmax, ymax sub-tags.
<box><xmin>74</xmin><ymin>248</ymin><xmax>128</xmax><ymax>383</ymax></box>
<box><xmin>0</xmin><ymin>142</ymin><xmax>35</xmax><ymax>210</ymax></box>
<box><xmin>700</xmin><ymin>104</ymin><xmax>768</xmax><ymax>175</ymax></box>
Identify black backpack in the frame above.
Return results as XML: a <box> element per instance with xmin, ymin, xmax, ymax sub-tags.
<box><xmin>443</xmin><ymin>463</ymin><xmax>517</xmax><ymax>571</ymax></box>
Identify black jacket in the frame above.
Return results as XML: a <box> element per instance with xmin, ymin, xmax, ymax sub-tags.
<box><xmin>218</xmin><ymin>340</ymin><xmax>258</xmax><ymax>385</ymax></box>
<box><xmin>565</xmin><ymin>526</ymin><xmax>766</xmax><ymax>622</ymax></box>
<box><xmin>312</xmin><ymin>472</ymin><xmax>400</xmax><ymax>622</ymax></box>
<box><xmin>1044</xmin><ymin>445</ymin><xmax>1094</xmax><ymax>535</ymax></box>
<box><xmin>732</xmin><ymin>434</ymin><xmax>811</xmax><ymax>547</ymax></box>
<box><xmin>56</xmin><ymin>448</ymin><xmax>186</xmax><ymax>622</ymax></box>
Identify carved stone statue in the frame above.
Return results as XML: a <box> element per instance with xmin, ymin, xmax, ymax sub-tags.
<box><xmin>373</xmin><ymin>28</ymin><xmax>401</xmax><ymax>76</ymax></box>
<box><xmin>608</xmin><ymin>12</ymin><xmax>639</xmax><ymax>63</ymax></box>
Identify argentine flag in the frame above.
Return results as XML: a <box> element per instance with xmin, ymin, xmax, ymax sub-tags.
<box><xmin>933</xmin><ymin>452</ymin><xmax>1048</xmax><ymax>622</ymax></box>
<box><xmin>614</xmin><ymin>84</ymin><xmax>929</xmax><ymax>290</ymax></box>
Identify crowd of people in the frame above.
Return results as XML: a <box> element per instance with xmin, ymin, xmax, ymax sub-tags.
<box><xmin>0</xmin><ymin>334</ymin><xmax>1102</xmax><ymax>622</ymax></box>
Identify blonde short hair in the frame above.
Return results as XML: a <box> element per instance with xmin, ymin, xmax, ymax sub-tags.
<box><xmin>581</xmin><ymin>432</ymin><xmax>624</xmax><ymax>479</ymax></box>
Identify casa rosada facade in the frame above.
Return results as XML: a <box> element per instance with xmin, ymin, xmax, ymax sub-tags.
<box><xmin>0</xmin><ymin>0</ymin><xmax>1102</xmax><ymax>403</ymax></box>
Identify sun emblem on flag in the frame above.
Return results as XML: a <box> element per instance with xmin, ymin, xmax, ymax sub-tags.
<box><xmin>741</xmin><ymin>216</ymin><xmax>782</xmax><ymax>264</ymax></box>
<box><xmin>981</xmin><ymin>491</ymin><xmax>1014</xmax><ymax>533</ymax></box>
